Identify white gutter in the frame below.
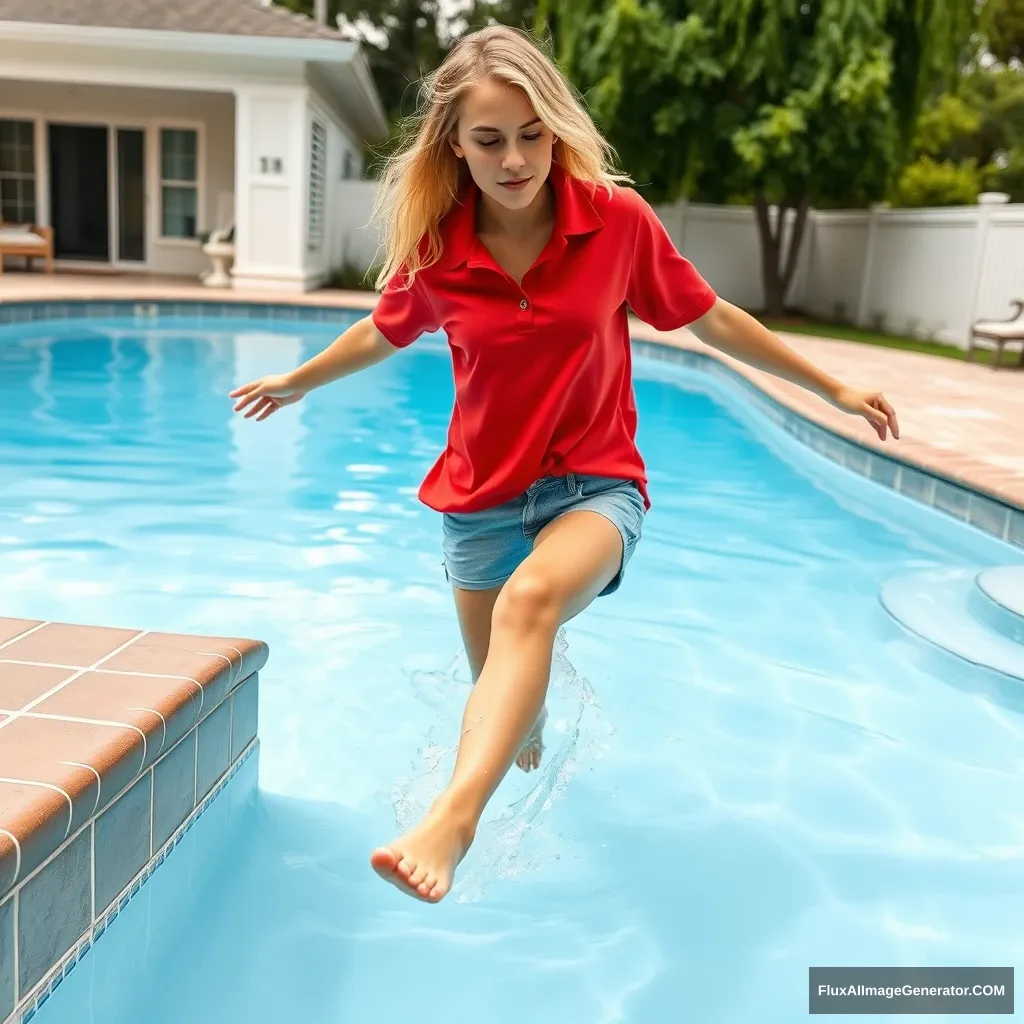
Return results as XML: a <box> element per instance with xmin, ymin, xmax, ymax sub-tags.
<box><xmin>0</xmin><ymin>19</ymin><xmax>360</xmax><ymax>62</ymax></box>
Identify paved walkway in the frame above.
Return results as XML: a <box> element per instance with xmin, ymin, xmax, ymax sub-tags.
<box><xmin>2</xmin><ymin>272</ymin><xmax>1021</xmax><ymax>511</ymax></box>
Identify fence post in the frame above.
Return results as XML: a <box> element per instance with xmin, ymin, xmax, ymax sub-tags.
<box><xmin>965</xmin><ymin>191</ymin><xmax>1010</xmax><ymax>345</ymax></box>
<box><xmin>855</xmin><ymin>202</ymin><xmax>887</xmax><ymax>328</ymax></box>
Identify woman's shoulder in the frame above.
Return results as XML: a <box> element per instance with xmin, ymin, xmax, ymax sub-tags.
<box><xmin>576</xmin><ymin>176</ymin><xmax>659</xmax><ymax>230</ymax></box>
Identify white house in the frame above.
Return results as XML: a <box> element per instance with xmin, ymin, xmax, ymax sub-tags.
<box><xmin>0</xmin><ymin>0</ymin><xmax>389</xmax><ymax>291</ymax></box>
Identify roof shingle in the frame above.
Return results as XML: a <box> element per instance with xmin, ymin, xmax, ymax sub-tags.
<box><xmin>0</xmin><ymin>0</ymin><xmax>348</xmax><ymax>41</ymax></box>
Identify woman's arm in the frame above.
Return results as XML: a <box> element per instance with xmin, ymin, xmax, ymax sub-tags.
<box><xmin>689</xmin><ymin>298</ymin><xmax>900</xmax><ymax>441</ymax></box>
<box><xmin>291</xmin><ymin>314</ymin><xmax>397</xmax><ymax>391</ymax></box>
<box><xmin>230</xmin><ymin>314</ymin><xmax>397</xmax><ymax>421</ymax></box>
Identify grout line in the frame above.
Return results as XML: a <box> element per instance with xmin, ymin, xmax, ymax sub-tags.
<box><xmin>0</xmin><ymin>660</ymin><xmax>85</xmax><ymax>671</ymax></box>
<box><xmin>89</xmin><ymin>821</ymin><xmax>96</xmax><ymax>923</ymax></box>
<box><xmin>0</xmin><ymin>827</ymin><xmax>22</xmax><ymax>890</ymax></box>
<box><xmin>0</xmin><ymin>659</ymin><xmax>204</xmax><ymax>685</ymax></box>
<box><xmin>127</xmin><ymin>706</ymin><xmax>167</xmax><ymax>758</ymax></box>
<box><xmin>0</xmin><ymin>712</ymin><xmax>148</xmax><ymax>772</ymax></box>
<box><xmin>195</xmin><ymin>651</ymin><xmax>237</xmax><ymax>687</ymax></box>
<box><xmin>193</xmin><ymin>717</ymin><xmax>200</xmax><ymax>808</ymax></box>
<box><xmin>60</xmin><ymin>762</ymin><xmax>102</xmax><ymax>817</ymax></box>
<box><xmin>12</xmin><ymin>890</ymin><xmax>19</xmax><ymax>1006</ymax></box>
<box><xmin>0</xmin><ymin>621</ymin><xmax>49</xmax><ymax>653</ymax></box>
<box><xmin>1</xmin><ymin>630</ymin><xmax>149</xmax><ymax>730</ymax></box>
<box><xmin>0</xmin><ymin>779</ymin><xmax>73</xmax><ymax>840</ymax></box>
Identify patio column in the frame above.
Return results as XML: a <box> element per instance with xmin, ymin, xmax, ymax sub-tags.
<box><xmin>230</xmin><ymin>84</ymin><xmax>313</xmax><ymax>292</ymax></box>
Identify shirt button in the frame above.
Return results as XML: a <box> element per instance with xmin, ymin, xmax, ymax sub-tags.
<box><xmin>519</xmin><ymin>298</ymin><xmax>528</xmax><ymax>310</ymax></box>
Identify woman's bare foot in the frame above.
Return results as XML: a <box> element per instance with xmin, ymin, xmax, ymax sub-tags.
<box><xmin>516</xmin><ymin>705</ymin><xmax>547</xmax><ymax>772</ymax></box>
<box><xmin>370</xmin><ymin>799</ymin><xmax>476</xmax><ymax>902</ymax></box>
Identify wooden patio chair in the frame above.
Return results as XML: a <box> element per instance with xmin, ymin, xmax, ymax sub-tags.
<box><xmin>0</xmin><ymin>215</ymin><xmax>54</xmax><ymax>275</ymax></box>
<box><xmin>969</xmin><ymin>299</ymin><xmax>1024</xmax><ymax>369</ymax></box>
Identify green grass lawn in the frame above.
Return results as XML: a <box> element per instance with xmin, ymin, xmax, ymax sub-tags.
<box><xmin>760</xmin><ymin>315</ymin><xmax>1022</xmax><ymax>367</ymax></box>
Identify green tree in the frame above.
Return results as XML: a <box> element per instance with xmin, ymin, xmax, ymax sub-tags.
<box><xmin>982</xmin><ymin>0</ymin><xmax>1024</xmax><ymax>63</ymax></box>
<box><xmin>276</xmin><ymin>0</ymin><xmax>448</xmax><ymax>121</ymax></box>
<box><xmin>894</xmin><ymin>64</ymin><xmax>1024</xmax><ymax>204</ymax></box>
<box><xmin>538</xmin><ymin>0</ymin><xmax>977</xmax><ymax>315</ymax></box>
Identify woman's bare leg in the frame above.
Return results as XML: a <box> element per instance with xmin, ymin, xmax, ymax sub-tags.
<box><xmin>453</xmin><ymin>584</ymin><xmax>547</xmax><ymax>772</ymax></box>
<box><xmin>370</xmin><ymin>509</ymin><xmax>624</xmax><ymax>901</ymax></box>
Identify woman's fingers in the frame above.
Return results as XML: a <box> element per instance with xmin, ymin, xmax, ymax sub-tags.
<box><xmin>233</xmin><ymin>383</ymin><xmax>267</xmax><ymax>413</ymax></box>
<box><xmin>243</xmin><ymin>395</ymin><xmax>270</xmax><ymax>419</ymax></box>
<box><xmin>229</xmin><ymin>380</ymin><xmax>261</xmax><ymax>400</ymax></box>
<box><xmin>877</xmin><ymin>396</ymin><xmax>900</xmax><ymax>439</ymax></box>
<box><xmin>861</xmin><ymin>400</ymin><xmax>889</xmax><ymax>440</ymax></box>
<box><xmin>245</xmin><ymin>396</ymin><xmax>280</xmax><ymax>421</ymax></box>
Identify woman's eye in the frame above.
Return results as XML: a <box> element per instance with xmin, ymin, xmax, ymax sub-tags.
<box><xmin>523</xmin><ymin>133</ymin><xmax>542</xmax><ymax>142</ymax></box>
<box><xmin>478</xmin><ymin>138</ymin><xmax>500</xmax><ymax>147</ymax></box>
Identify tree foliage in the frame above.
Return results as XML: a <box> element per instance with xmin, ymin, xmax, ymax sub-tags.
<box><xmin>277</xmin><ymin>0</ymin><xmax>448</xmax><ymax>120</ymax></box>
<box><xmin>279</xmin><ymin>0</ymin><xmax>978</xmax><ymax>313</ymax></box>
<box><xmin>894</xmin><ymin>65</ymin><xmax>1024</xmax><ymax>204</ymax></box>
<box><xmin>982</xmin><ymin>0</ymin><xmax>1024</xmax><ymax>63</ymax></box>
<box><xmin>534</xmin><ymin>0</ymin><xmax>977</xmax><ymax>313</ymax></box>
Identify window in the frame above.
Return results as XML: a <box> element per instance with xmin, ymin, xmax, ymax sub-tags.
<box><xmin>0</xmin><ymin>119</ymin><xmax>37</xmax><ymax>224</ymax></box>
<box><xmin>307</xmin><ymin>119</ymin><xmax>326</xmax><ymax>251</ymax></box>
<box><xmin>160</xmin><ymin>128</ymin><xmax>198</xmax><ymax>238</ymax></box>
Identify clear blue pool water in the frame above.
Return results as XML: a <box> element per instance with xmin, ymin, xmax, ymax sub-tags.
<box><xmin>2</xmin><ymin>314</ymin><xmax>1023</xmax><ymax>1023</ymax></box>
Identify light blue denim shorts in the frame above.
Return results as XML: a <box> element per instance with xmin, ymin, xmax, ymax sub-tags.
<box><xmin>441</xmin><ymin>473</ymin><xmax>646</xmax><ymax>597</ymax></box>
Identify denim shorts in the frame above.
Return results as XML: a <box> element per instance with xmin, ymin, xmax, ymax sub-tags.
<box><xmin>441</xmin><ymin>473</ymin><xmax>646</xmax><ymax>597</ymax></box>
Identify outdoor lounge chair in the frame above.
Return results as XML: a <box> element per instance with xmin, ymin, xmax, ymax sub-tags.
<box><xmin>969</xmin><ymin>299</ymin><xmax>1024</xmax><ymax>368</ymax></box>
<box><xmin>0</xmin><ymin>217</ymin><xmax>54</xmax><ymax>275</ymax></box>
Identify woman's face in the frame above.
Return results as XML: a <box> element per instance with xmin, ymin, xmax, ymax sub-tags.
<box><xmin>450</xmin><ymin>77</ymin><xmax>555</xmax><ymax>214</ymax></box>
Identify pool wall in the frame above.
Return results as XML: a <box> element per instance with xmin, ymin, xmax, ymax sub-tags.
<box><xmin>0</xmin><ymin>620</ymin><xmax>266</xmax><ymax>1024</ymax></box>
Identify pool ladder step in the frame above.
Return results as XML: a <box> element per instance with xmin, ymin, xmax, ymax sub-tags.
<box><xmin>880</xmin><ymin>565</ymin><xmax>1024</xmax><ymax>681</ymax></box>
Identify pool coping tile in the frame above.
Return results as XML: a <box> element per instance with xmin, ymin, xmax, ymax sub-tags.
<box><xmin>0</xmin><ymin>613</ymin><xmax>268</xmax><ymax>1024</ymax></box>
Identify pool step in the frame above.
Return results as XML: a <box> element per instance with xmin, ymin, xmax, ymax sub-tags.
<box><xmin>879</xmin><ymin>566</ymin><xmax>1024</xmax><ymax>682</ymax></box>
<box><xmin>974</xmin><ymin>566</ymin><xmax>1024</xmax><ymax>644</ymax></box>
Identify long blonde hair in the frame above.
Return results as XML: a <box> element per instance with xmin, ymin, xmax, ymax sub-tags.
<box><xmin>370</xmin><ymin>25</ymin><xmax>630</xmax><ymax>290</ymax></box>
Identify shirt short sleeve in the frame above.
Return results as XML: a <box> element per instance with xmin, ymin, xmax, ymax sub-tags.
<box><xmin>624</xmin><ymin>189</ymin><xmax>717</xmax><ymax>332</ymax></box>
<box><xmin>371</xmin><ymin>266</ymin><xmax>439</xmax><ymax>349</ymax></box>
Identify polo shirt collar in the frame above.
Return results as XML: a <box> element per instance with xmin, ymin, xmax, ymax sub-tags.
<box><xmin>440</xmin><ymin>161</ymin><xmax>604</xmax><ymax>271</ymax></box>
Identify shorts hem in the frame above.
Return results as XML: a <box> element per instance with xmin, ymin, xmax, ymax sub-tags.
<box><xmin>443</xmin><ymin>567</ymin><xmax>513</xmax><ymax>591</ymax></box>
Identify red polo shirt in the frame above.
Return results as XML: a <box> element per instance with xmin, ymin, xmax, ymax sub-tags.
<box><xmin>371</xmin><ymin>162</ymin><xmax>716</xmax><ymax>513</ymax></box>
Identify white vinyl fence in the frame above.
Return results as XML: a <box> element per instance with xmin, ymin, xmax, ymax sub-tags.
<box><xmin>332</xmin><ymin>183</ymin><xmax>1024</xmax><ymax>349</ymax></box>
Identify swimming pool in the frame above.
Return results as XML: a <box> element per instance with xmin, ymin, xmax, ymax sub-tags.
<box><xmin>1</xmin><ymin>313</ymin><xmax>1022</xmax><ymax>1022</ymax></box>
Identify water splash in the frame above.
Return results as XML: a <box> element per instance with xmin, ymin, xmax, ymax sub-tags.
<box><xmin>390</xmin><ymin>627</ymin><xmax>615</xmax><ymax>902</ymax></box>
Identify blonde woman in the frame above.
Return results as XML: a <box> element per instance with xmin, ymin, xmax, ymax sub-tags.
<box><xmin>230</xmin><ymin>25</ymin><xmax>899</xmax><ymax>903</ymax></box>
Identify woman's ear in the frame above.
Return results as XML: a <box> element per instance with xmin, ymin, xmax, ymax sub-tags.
<box><xmin>448</xmin><ymin>131</ymin><xmax>464</xmax><ymax>159</ymax></box>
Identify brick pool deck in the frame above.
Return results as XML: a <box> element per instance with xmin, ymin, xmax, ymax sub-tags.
<box><xmin>0</xmin><ymin>270</ymin><xmax>1021</xmax><ymax>1021</ymax></box>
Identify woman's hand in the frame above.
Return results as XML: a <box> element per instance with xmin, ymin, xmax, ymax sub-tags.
<box><xmin>229</xmin><ymin>374</ymin><xmax>307</xmax><ymax>421</ymax></box>
<box><xmin>831</xmin><ymin>385</ymin><xmax>900</xmax><ymax>441</ymax></box>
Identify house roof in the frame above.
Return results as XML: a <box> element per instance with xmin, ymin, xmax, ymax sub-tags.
<box><xmin>0</xmin><ymin>0</ymin><xmax>346</xmax><ymax>41</ymax></box>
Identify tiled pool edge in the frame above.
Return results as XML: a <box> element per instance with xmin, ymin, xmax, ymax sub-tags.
<box><xmin>632</xmin><ymin>339</ymin><xmax>1024</xmax><ymax>549</ymax></box>
<box><xmin>1</xmin><ymin>295</ymin><xmax>1019</xmax><ymax>548</ymax></box>
<box><xmin>0</xmin><ymin>675</ymin><xmax>261</xmax><ymax>1024</ymax></box>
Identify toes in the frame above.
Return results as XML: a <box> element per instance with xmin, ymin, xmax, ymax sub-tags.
<box><xmin>408</xmin><ymin>863</ymin><xmax>429</xmax><ymax>888</ymax></box>
<box><xmin>396</xmin><ymin>857</ymin><xmax>415</xmax><ymax>881</ymax></box>
<box><xmin>369</xmin><ymin>846</ymin><xmax>399</xmax><ymax>880</ymax></box>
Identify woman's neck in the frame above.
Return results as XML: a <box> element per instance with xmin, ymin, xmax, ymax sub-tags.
<box><xmin>476</xmin><ymin>181</ymin><xmax>554</xmax><ymax>239</ymax></box>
